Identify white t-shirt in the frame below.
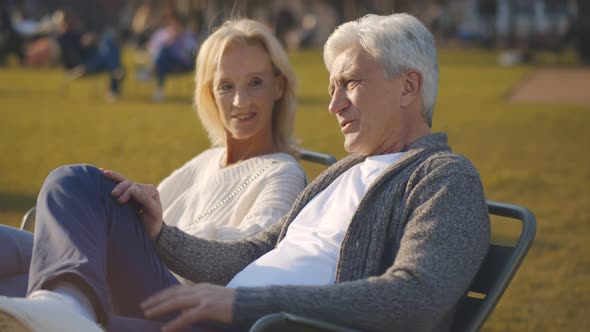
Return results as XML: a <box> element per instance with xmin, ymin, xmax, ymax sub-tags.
<box><xmin>227</xmin><ymin>152</ymin><xmax>404</xmax><ymax>288</ymax></box>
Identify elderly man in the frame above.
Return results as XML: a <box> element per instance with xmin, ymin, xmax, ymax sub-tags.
<box><xmin>0</xmin><ymin>13</ymin><xmax>489</xmax><ymax>332</ymax></box>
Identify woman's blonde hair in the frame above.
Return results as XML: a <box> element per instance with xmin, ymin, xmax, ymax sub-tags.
<box><xmin>194</xmin><ymin>18</ymin><xmax>298</xmax><ymax>155</ymax></box>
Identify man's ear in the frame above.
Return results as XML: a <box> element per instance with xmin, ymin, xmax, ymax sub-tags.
<box><xmin>400</xmin><ymin>70</ymin><xmax>422</xmax><ymax>108</ymax></box>
<box><xmin>274</xmin><ymin>74</ymin><xmax>285</xmax><ymax>101</ymax></box>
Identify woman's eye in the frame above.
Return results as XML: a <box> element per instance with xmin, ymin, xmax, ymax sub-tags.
<box><xmin>219</xmin><ymin>83</ymin><xmax>233</xmax><ymax>92</ymax></box>
<box><xmin>249</xmin><ymin>78</ymin><xmax>263</xmax><ymax>86</ymax></box>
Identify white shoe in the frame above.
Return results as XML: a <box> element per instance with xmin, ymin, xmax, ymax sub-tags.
<box><xmin>106</xmin><ymin>91</ymin><xmax>119</xmax><ymax>103</ymax></box>
<box><xmin>0</xmin><ymin>291</ymin><xmax>103</xmax><ymax>332</ymax></box>
<box><xmin>152</xmin><ymin>88</ymin><xmax>165</xmax><ymax>102</ymax></box>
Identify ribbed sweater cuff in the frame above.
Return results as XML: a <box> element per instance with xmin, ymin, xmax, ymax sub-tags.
<box><xmin>153</xmin><ymin>223</ymin><xmax>178</xmax><ymax>259</ymax></box>
<box><xmin>233</xmin><ymin>287</ymin><xmax>279</xmax><ymax>330</ymax></box>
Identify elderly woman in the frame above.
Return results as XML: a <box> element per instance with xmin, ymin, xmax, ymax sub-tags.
<box><xmin>0</xmin><ymin>19</ymin><xmax>305</xmax><ymax>331</ymax></box>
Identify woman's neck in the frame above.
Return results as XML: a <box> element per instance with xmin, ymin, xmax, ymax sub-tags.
<box><xmin>223</xmin><ymin>135</ymin><xmax>278</xmax><ymax>167</ymax></box>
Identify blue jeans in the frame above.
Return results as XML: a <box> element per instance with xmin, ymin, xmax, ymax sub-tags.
<box><xmin>0</xmin><ymin>225</ymin><xmax>31</xmax><ymax>297</ymax></box>
<box><xmin>0</xmin><ymin>165</ymin><xmax>235</xmax><ymax>332</ymax></box>
<box><xmin>154</xmin><ymin>46</ymin><xmax>193</xmax><ymax>88</ymax></box>
<box><xmin>84</xmin><ymin>34</ymin><xmax>123</xmax><ymax>94</ymax></box>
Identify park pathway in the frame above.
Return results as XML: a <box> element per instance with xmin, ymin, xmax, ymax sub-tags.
<box><xmin>508</xmin><ymin>67</ymin><xmax>590</xmax><ymax>105</ymax></box>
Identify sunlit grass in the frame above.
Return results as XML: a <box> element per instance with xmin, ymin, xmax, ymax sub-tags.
<box><xmin>0</xmin><ymin>48</ymin><xmax>589</xmax><ymax>330</ymax></box>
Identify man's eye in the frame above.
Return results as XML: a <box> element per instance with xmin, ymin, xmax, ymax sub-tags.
<box><xmin>346</xmin><ymin>80</ymin><xmax>358</xmax><ymax>89</ymax></box>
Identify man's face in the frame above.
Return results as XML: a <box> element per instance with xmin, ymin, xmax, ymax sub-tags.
<box><xmin>328</xmin><ymin>46</ymin><xmax>415</xmax><ymax>155</ymax></box>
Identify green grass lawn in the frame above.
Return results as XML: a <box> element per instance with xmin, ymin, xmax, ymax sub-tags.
<box><xmin>1</xmin><ymin>48</ymin><xmax>589</xmax><ymax>331</ymax></box>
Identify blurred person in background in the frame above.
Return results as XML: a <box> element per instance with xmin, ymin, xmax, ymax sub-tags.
<box><xmin>497</xmin><ymin>0</ymin><xmax>578</xmax><ymax>65</ymax></box>
<box><xmin>0</xmin><ymin>4</ymin><xmax>61</xmax><ymax>67</ymax></box>
<box><xmin>0</xmin><ymin>18</ymin><xmax>306</xmax><ymax>331</ymax></box>
<box><xmin>151</xmin><ymin>11</ymin><xmax>199</xmax><ymax>102</ymax></box>
<box><xmin>0</xmin><ymin>3</ymin><xmax>25</xmax><ymax>66</ymax></box>
<box><xmin>134</xmin><ymin>9</ymin><xmax>200</xmax><ymax>102</ymax></box>
<box><xmin>274</xmin><ymin>5</ymin><xmax>297</xmax><ymax>48</ymax></box>
<box><xmin>55</xmin><ymin>9</ymin><xmax>125</xmax><ymax>100</ymax></box>
<box><xmin>575</xmin><ymin>0</ymin><xmax>589</xmax><ymax>64</ymax></box>
<box><xmin>130</xmin><ymin>2</ymin><xmax>157</xmax><ymax>48</ymax></box>
<box><xmin>477</xmin><ymin>0</ymin><xmax>497</xmax><ymax>48</ymax></box>
<box><xmin>25</xmin><ymin>36</ymin><xmax>59</xmax><ymax>67</ymax></box>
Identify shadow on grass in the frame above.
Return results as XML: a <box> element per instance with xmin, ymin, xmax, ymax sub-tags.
<box><xmin>0</xmin><ymin>193</ymin><xmax>36</xmax><ymax>213</ymax></box>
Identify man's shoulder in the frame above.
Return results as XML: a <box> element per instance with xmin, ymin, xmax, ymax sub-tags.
<box><xmin>416</xmin><ymin>150</ymin><xmax>481</xmax><ymax>179</ymax></box>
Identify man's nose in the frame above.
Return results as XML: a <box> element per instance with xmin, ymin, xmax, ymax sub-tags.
<box><xmin>328</xmin><ymin>88</ymin><xmax>349</xmax><ymax>115</ymax></box>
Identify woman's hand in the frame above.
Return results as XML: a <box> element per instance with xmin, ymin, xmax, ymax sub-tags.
<box><xmin>101</xmin><ymin>169</ymin><xmax>164</xmax><ymax>241</ymax></box>
<box><xmin>141</xmin><ymin>284</ymin><xmax>235</xmax><ymax>332</ymax></box>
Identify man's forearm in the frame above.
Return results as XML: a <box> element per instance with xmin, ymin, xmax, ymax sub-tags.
<box><xmin>154</xmin><ymin>223</ymin><xmax>280</xmax><ymax>285</ymax></box>
<box><xmin>232</xmin><ymin>276</ymin><xmax>451</xmax><ymax>332</ymax></box>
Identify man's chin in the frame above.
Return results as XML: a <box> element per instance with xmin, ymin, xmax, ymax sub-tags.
<box><xmin>343</xmin><ymin>140</ymin><xmax>365</xmax><ymax>155</ymax></box>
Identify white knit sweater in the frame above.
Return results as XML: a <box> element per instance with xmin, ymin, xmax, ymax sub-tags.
<box><xmin>157</xmin><ymin>148</ymin><xmax>306</xmax><ymax>242</ymax></box>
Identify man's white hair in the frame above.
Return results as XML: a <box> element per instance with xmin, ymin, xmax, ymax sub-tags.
<box><xmin>324</xmin><ymin>13</ymin><xmax>439</xmax><ymax>126</ymax></box>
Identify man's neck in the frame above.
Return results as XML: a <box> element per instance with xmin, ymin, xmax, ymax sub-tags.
<box><xmin>370</xmin><ymin>125</ymin><xmax>431</xmax><ymax>156</ymax></box>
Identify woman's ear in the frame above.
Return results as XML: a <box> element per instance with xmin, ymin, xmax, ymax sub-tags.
<box><xmin>274</xmin><ymin>74</ymin><xmax>285</xmax><ymax>101</ymax></box>
<box><xmin>400</xmin><ymin>70</ymin><xmax>422</xmax><ymax>108</ymax></box>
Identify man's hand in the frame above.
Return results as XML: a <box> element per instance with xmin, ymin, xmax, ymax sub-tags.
<box><xmin>102</xmin><ymin>169</ymin><xmax>163</xmax><ymax>241</ymax></box>
<box><xmin>141</xmin><ymin>284</ymin><xmax>235</xmax><ymax>332</ymax></box>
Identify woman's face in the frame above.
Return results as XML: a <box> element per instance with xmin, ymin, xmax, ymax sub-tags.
<box><xmin>212</xmin><ymin>42</ymin><xmax>284</xmax><ymax>144</ymax></box>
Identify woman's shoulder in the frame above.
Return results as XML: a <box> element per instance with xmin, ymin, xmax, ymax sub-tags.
<box><xmin>259</xmin><ymin>152</ymin><xmax>303</xmax><ymax>172</ymax></box>
<box><xmin>197</xmin><ymin>146</ymin><xmax>225</xmax><ymax>158</ymax></box>
<box><xmin>264</xmin><ymin>153</ymin><xmax>307</xmax><ymax>186</ymax></box>
<box><xmin>163</xmin><ymin>148</ymin><xmax>223</xmax><ymax>180</ymax></box>
<box><xmin>159</xmin><ymin>147</ymin><xmax>223</xmax><ymax>185</ymax></box>
<box><xmin>266</xmin><ymin>151</ymin><xmax>298</xmax><ymax>164</ymax></box>
<box><xmin>229</xmin><ymin>152</ymin><xmax>305</xmax><ymax>183</ymax></box>
<box><xmin>184</xmin><ymin>147</ymin><xmax>224</xmax><ymax>166</ymax></box>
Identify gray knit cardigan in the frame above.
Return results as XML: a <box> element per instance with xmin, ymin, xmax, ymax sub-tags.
<box><xmin>154</xmin><ymin>132</ymin><xmax>490</xmax><ymax>332</ymax></box>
